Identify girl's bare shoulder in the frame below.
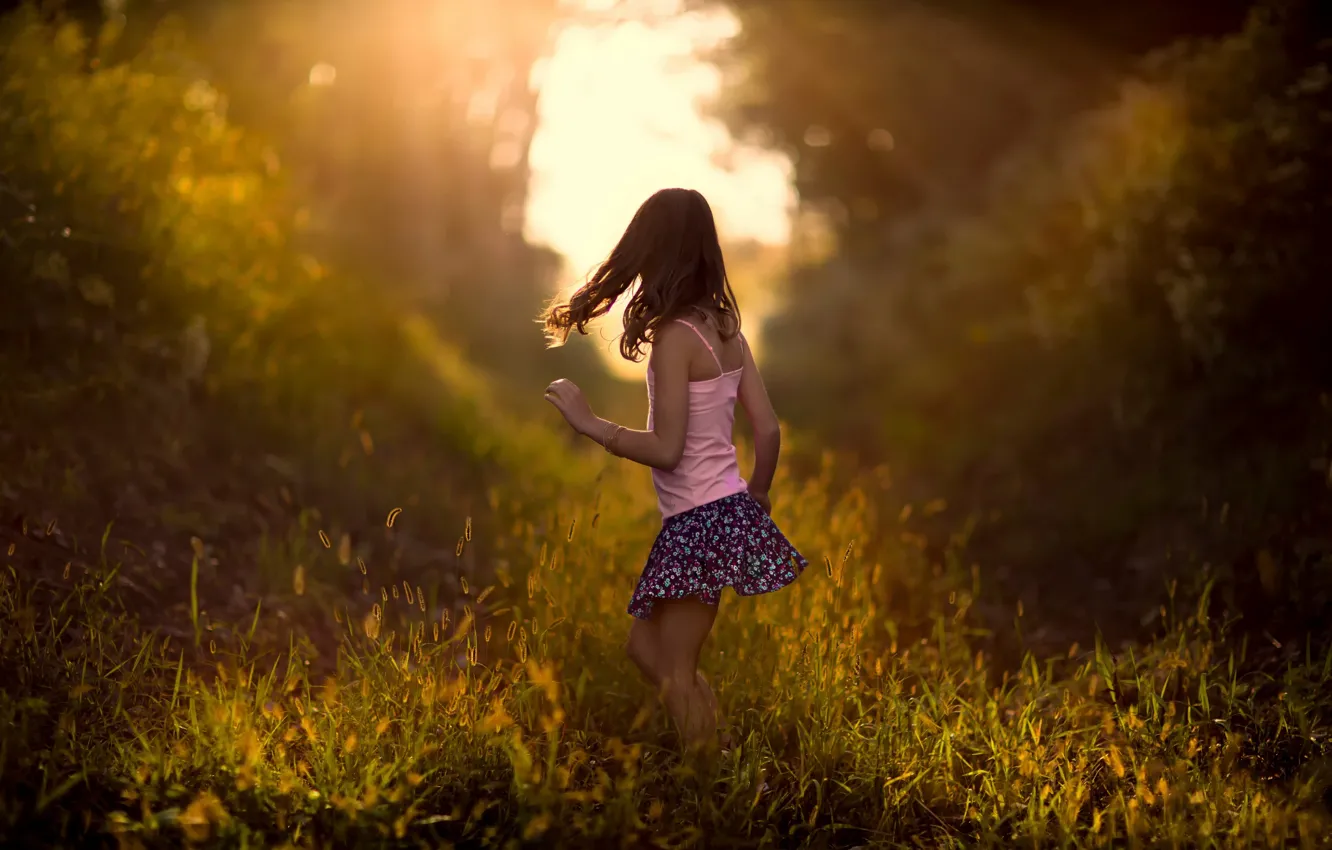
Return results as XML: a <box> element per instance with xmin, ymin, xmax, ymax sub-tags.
<box><xmin>653</xmin><ymin>318</ymin><xmax>694</xmax><ymax>346</ymax></box>
<box><xmin>648</xmin><ymin>320</ymin><xmax>694</xmax><ymax>364</ymax></box>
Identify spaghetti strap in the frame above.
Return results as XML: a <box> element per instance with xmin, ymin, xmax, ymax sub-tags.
<box><xmin>674</xmin><ymin>319</ymin><xmax>723</xmax><ymax>371</ymax></box>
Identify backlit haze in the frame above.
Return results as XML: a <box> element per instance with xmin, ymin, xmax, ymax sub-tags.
<box><xmin>524</xmin><ymin>0</ymin><xmax>795</xmax><ymax>380</ymax></box>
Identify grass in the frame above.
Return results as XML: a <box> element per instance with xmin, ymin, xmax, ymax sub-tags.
<box><xmin>1</xmin><ymin>9</ymin><xmax>1329</xmax><ymax>847</ymax></box>
<box><xmin>2</xmin><ymin>450</ymin><xmax>1330</xmax><ymax>849</ymax></box>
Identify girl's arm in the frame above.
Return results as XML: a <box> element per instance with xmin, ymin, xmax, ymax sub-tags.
<box><xmin>549</xmin><ymin>323</ymin><xmax>691</xmax><ymax>471</ymax></box>
<box><xmin>736</xmin><ymin>336</ymin><xmax>781</xmax><ymax>497</ymax></box>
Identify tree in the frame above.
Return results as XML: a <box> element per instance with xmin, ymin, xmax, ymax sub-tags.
<box><xmin>21</xmin><ymin>0</ymin><xmax>607</xmax><ymax>395</ymax></box>
<box><xmin>687</xmin><ymin>0</ymin><xmax>1332</xmax><ymax>590</ymax></box>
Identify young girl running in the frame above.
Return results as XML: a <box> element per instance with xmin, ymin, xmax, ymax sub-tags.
<box><xmin>540</xmin><ymin>187</ymin><xmax>808</xmax><ymax>749</ymax></box>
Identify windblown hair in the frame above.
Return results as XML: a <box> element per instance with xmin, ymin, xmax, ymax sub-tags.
<box><xmin>541</xmin><ymin>188</ymin><xmax>741</xmax><ymax>361</ymax></box>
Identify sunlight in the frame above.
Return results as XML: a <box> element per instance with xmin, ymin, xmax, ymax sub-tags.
<box><xmin>308</xmin><ymin>62</ymin><xmax>337</xmax><ymax>87</ymax></box>
<box><xmin>525</xmin><ymin>0</ymin><xmax>794</xmax><ymax>380</ymax></box>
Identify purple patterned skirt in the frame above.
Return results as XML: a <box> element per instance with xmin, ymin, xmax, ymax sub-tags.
<box><xmin>627</xmin><ymin>491</ymin><xmax>808</xmax><ymax>620</ymax></box>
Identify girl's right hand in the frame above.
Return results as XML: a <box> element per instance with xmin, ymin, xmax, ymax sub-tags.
<box><xmin>749</xmin><ymin>487</ymin><xmax>771</xmax><ymax>515</ymax></box>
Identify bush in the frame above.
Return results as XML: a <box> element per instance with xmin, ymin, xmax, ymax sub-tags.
<box><xmin>0</xmin><ymin>9</ymin><xmax>584</xmax><ymax>515</ymax></box>
<box><xmin>766</xmin><ymin>6</ymin><xmax>1332</xmax><ymax>608</ymax></box>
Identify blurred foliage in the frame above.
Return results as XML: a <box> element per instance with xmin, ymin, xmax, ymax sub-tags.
<box><xmin>193</xmin><ymin>0</ymin><xmax>587</xmax><ymax>396</ymax></box>
<box><xmin>689</xmin><ymin>0</ymin><xmax>1256</xmax><ymax>245</ymax></box>
<box><xmin>41</xmin><ymin>0</ymin><xmax>609</xmax><ymax>401</ymax></box>
<box><xmin>0</xmin><ymin>6</ymin><xmax>589</xmax><ymax>548</ymax></box>
<box><xmin>698</xmin><ymin>1</ymin><xmax>1332</xmax><ymax>616</ymax></box>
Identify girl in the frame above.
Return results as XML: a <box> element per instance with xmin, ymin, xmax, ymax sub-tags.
<box><xmin>540</xmin><ymin>187</ymin><xmax>808</xmax><ymax>749</ymax></box>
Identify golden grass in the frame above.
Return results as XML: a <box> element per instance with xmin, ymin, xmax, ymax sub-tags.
<box><xmin>2</xmin><ymin>447</ymin><xmax>1329</xmax><ymax>849</ymax></box>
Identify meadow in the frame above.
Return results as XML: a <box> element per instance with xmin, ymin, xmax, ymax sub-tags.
<box><xmin>4</xmin><ymin>432</ymin><xmax>1331</xmax><ymax>848</ymax></box>
<box><xmin>2</xmin><ymin>8</ymin><xmax>1331</xmax><ymax>849</ymax></box>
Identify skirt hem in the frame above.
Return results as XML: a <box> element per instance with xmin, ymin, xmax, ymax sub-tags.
<box><xmin>626</xmin><ymin>568</ymin><xmax>806</xmax><ymax>620</ymax></box>
<box><xmin>626</xmin><ymin>491</ymin><xmax>808</xmax><ymax>621</ymax></box>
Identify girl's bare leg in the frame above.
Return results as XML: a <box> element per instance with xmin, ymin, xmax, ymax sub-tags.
<box><xmin>626</xmin><ymin>618</ymin><xmax>662</xmax><ymax>688</ymax></box>
<box><xmin>626</xmin><ymin>602</ymin><xmax>724</xmax><ymax>747</ymax></box>
<box><xmin>651</xmin><ymin>597</ymin><xmax>719</xmax><ymax>747</ymax></box>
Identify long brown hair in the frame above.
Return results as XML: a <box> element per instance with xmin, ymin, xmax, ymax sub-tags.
<box><xmin>541</xmin><ymin>188</ymin><xmax>741</xmax><ymax>361</ymax></box>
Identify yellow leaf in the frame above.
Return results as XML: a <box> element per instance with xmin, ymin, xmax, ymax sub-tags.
<box><xmin>480</xmin><ymin>700</ymin><xmax>514</xmax><ymax>734</ymax></box>
<box><xmin>32</xmin><ymin>251</ymin><xmax>70</xmax><ymax>285</ymax></box>
<box><xmin>526</xmin><ymin>660</ymin><xmax>560</xmax><ymax>703</ymax></box>
<box><xmin>179</xmin><ymin>791</ymin><xmax>229</xmax><ymax>842</ymax></box>
<box><xmin>300</xmin><ymin>254</ymin><xmax>326</xmax><ymax>280</ymax></box>
<box><xmin>239</xmin><ymin>728</ymin><xmax>260</xmax><ymax>765</ymax></box>
<box><xmin>77</xmin><ymin>275</ymin><xmax>115</xmax><ymax>306</ymax></box>
<box><xmin>522</xmin><ymin>811</ymin><xmax>551</xmax><ymax>841</ymax></box>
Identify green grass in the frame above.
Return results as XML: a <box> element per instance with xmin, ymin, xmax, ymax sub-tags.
<box><xmin>2</xmin><ymin>453</ymin><xmax>1329</xmax><ymax>849</ymax></box>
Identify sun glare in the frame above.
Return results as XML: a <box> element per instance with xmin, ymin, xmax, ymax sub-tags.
<box><xmin>525</xmin><ymin>0</ymin><xmax>794</xmax><ymax>380</ymax></box>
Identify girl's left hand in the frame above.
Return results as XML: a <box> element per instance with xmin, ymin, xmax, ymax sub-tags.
<box><xmin>544</xmin><ymin>378</ymin><xmax>596</xmax><ymax>435</ymax></box>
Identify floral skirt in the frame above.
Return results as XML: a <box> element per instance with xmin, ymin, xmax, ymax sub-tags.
<box><xmin>627</xmin><ymin>491</ymin><xmax>808</xmax><ymax>620</ymax></box>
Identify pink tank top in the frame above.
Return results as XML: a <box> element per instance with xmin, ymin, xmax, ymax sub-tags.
<box><xmin>645</xmin><ymin>319</ymin><xmax>749</xmax><ymax>518</ymax></box>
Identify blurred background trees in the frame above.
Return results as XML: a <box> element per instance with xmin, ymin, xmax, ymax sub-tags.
<box><xmin>4</xmin><ymin>0</ymin><xmax>606</xmax><ymax>396</ymax></box>
<box><xmin>2</xmin><ymin>0</ymin><xmax>1328</xmax><ymax>638</ymax></box>
<box><xmin>688</xmin><ymin>0</ymin><xmax>1332</xmax><ymax>630</ymax></box>
<box><xmin>0</xmin><ymin>0</ymin><xmax>590</xmax><ymax>560</ymax></box>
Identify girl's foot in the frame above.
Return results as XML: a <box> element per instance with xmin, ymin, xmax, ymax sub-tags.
<box><xmin>694</xmin><ymin>671</ymin><xmax>734</xmax><ymax>748</ymax></box>
<box><xmin>663</xmin><ymin>675</ymin><xmax>714</xmax><ymax>749</ymax></box>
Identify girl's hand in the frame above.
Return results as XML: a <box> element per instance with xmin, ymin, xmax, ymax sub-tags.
<box><xmin>749</xmin><ymin>487</ymin><xmax>772</xmax><ymax>515</ymax></box>
<box><xmin>544</xmin><ymin>378</ymin><xmax>597</xmax><ymax>436</ymax></box>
